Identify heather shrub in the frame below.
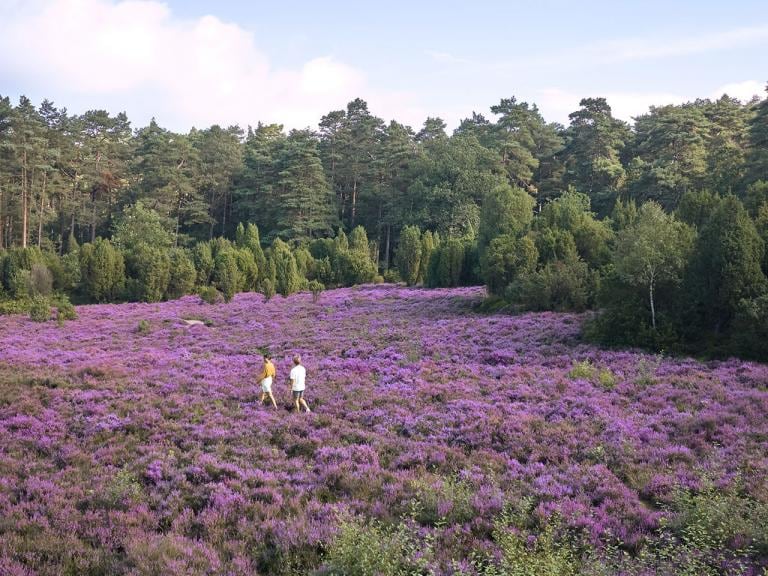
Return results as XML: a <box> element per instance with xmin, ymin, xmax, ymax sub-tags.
<box><xmin>199</xmin><ymin>286</ymin><xmax>224</xmax><ymax>305</ymax></box>
<box><xmin>669</xmin><ymin>485</ymin><xmax>768</xmax><ymax>557</ymax></box>
<box><xmin>489</xmin><ymin>517</ymin><xmax>578</xmax><ymax>576</ymax></box>
<box><xmin>411</xmin><ymin>476</ymin><xmax>475</xmax><ymax>526</ymax></box>
<box><xmin>28</xmin><ymin>295</ymin><xmax>51</xmax><ymax>322</ymax></box>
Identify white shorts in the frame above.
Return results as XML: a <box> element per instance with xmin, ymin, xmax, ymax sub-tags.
<box><xmin>260</xmin><ymin>377</ymin><xmax>273</xmax><ymax>393</ymax></box>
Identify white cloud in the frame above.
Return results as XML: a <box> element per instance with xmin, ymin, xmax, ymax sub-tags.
<box><xmin>0</xmin><ymin>0</ymin><xmax>425</xmax><ymax>131</ymax></box>
<box><xmin>711</xmin><ymin>80</ymin><xmax>766</xmax><ymax>102</ymax></box>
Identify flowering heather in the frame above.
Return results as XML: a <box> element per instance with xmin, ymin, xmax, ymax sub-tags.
<box><xmin>0</xmin><ymin>285</ymin><xmax>766</xmax><ymax>574</ymax></box>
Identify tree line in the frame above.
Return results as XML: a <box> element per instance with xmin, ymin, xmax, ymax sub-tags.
<box><xmin>1</xmin><ymin>88</ymin><xmax>767</xmax><ymax>359</ymax></box>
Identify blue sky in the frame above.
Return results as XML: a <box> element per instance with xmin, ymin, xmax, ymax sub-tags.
<box><xmin>1</xmin><ymin>0</ymin><xmax>766</xmax><ymax>132</ymax></box>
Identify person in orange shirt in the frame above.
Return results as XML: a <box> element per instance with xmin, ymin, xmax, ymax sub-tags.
<box><xmin>258</xmin><ymin>352</ymin><xmax>277</xmax><ymax>408</ymax></box>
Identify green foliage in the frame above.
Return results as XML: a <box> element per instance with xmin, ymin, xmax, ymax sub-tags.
<box><xmin>79</xmin><ymin>238</ymin><xmax>125</xmax><ymax>303</ymax></box>
<box><xmin>192</xmin><ymin>242</ymin><xmax>214</xmax><ymax>286</ymax></box>
<box><xmin>418</xmin><ymin>230</ymin><xmax>436</xmax><ymax>285</ymax></box>
<box><xmin>136</xmin><ymin>319</ymin><xmax>151</xmax><ymax>334</ymax></box>
<box><xmin>198</xmin><ymin>285</ymin><xmax>224</xmax><ymax>305</ymax></box>
<box><xmin>614</xmin><ymin>202</ymin><xmax>694</xmax><ymax>329</ymax></box>
<box><xmin>166</xmin><ymin>248</ymin><xmax>196</xmax><ymax>300</ymax></box>
<box><xmin>28</xmin><ymin>295</ymin><xmax>51</xmax><ymax>322</ymax></box>
<box><xmin>568</xmin><ymin>360</ymin><xmax>596</xmax><ymax>380</ymax></box>
<box><xmin>212</xmin><ymin>250</ymin><xmax>240</xmax><ymax>303</ymax></box>
<box><xmin>514</xmin><ymin>256</ymin><xmax>595</xmax><ymax>312</ymax></box>
<box><xmin>323</xmin><ymin>517</ymin><xmax>432</xmax><ymax>576</ymax></box>
<box><xmin>260</xmin><ymin>278</ymin><xmax>276</xmax><ymax>302</ymax></box>
<box><xmin>482</xmin><ymin>234</ymin><xmax>538</xmax><ymax>296</ymax></box>
<box><xmin>112</xmin><ymin>201</ymin><xmax>174</xmax><ymax>252</ymax></box>
<box><xmin>271</xmin><ymin>239</ymin><xmax>302</xmax><ymax>296</ymax></box>
<box><xmin>28</xmin><ymin>263</ymin><xmax>53</xmax><ymax>297</ymax></box>
<box><xmin>126</xmin><ymin>243</ymin><xmax>171</xmax><ymax>302</ymax></box>
<box><xmin>686</xmin><ymin>195</ymin><xmax>767</xmax><ymax>333</ymax></box>
<box><xmin>308</xmin><ymin>279</ymin><xmax>324</xmax><ymax>303</ymax></box>
<box><xmin>427</xmin><ymin>238</ymin><xmax>466</xmax><ymax>287</ymax></box>
<box><xmin>395</xmin><ymin>225</ymin><xmax>422</xmax><ymax>285</ymax></box>
<box><xmin>234</xmin><ymin>248</ymin><xmax>259</xmax><ymax>291</ymax></box>
<box><xmin>730</xmin><ymin>294</ymin><xmax>768</xmax><ymax>360</ymax></box>
<box><xmin>677</xmin><ymin>189</ymin><xmax>723</xmax><ymax>229</ymax></box>
<box><xmin>54</xmin><ymin>295</ymin><xmax>77</xmax><ymax>324</ymax></box>
<box><xmin>479</xmin><ymin>183</ymin><xmax>535</xmax><ymax>250</ymax></box>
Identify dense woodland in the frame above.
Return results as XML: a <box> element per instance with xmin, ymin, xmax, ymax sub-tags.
<box><xmin>1</xmin><ymin>89</ymin><xmax>767</xmax><ymax>359</ymax></box>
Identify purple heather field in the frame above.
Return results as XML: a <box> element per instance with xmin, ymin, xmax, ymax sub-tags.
<box><xmin>0</xmin><ymin>285</ymin><xmax>767</xmax><ymax>574</ymax></box>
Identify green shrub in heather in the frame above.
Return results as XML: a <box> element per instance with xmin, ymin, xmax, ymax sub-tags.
<box><xmin>28</xmin><ymin>295</ymin><xmax>51</xmax><ymax>322</ymax></box>
<box><xmin>127</xmin><ymin>243</ymin><xmax>171</xmax><ymax>302</ymax></box>
<box><xmin>272</xmin><ymin>238</ymin><xmax>301</xmax><ymax>296</ymax></box>
<box><xmin>166</xmin><ymin>248</ymin><xmax>196</xmax><ymax>300</ymax></box>
<box><xmin>395</xmin><ymin>225</ymin><xmax>422</xmax><ymax>286</ymax></box>
<box><xmin>54</xmin><ymin>295</ymin><xmax>77</xmax><ymax>325</ymax></box>
<box><xmin>199</xmin><ymin>285</ymin><xmax>224</xmax><ymax>305</ymax></box>
<box><xmin>79</xmin><ymin>238</ymin><xmax>125</xmax><ymax>303</ymax></box>
<box><xmin>418</xmin><ymin>230</ymin><xmax>436</xmax><ymax>285</ymax></box>
<box><xmin>234</xmin><ymin>248</ymin><xmax>258</xmax><ymax>291</ymax></box>
<box><xmin>427</xmin><ymin>238</ymin><xmax>466</xmax><ymax>287</ymax></box>
<box><xmin>192</xmin><ymin>242</ymin><xmax>214</xmax><ymax>286</ymax></box>
<box><xmin>212</xmin><ymin>250</ymin><xmax>240</xmax><ymax>303</ymax></box>
<box><xmin>482</xmin><ymin>234</ymin><xmax>538</xmax><ymax>296</ymax></box>
<box><xmin>323</xmin><ymin>518</ymin><xmax>432</xmax><ymax>576</ymax></box>
<box><xmin>28</xmin><ymin>263</ymin><xmax>54</xmax><ymax>297</ymax></box>
<box><xmin>308</xmin><ymin>279</ymin><xmax>324</xmax><ymax>303</ymax></box>
<box><xmin>236</xmin><ymin>222</ymin><xmax>267</xmax><ymax>274</ymax></box>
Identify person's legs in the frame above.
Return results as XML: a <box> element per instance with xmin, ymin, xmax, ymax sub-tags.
<box><xmin>299</xmin><ymin>397</ymin><xmax>310</xmax><ymax>412</ymax></box>
<box><xmin>267</xmin><ymin>391</ymin><xmax>277</xmax><ymax>408</ymax></box>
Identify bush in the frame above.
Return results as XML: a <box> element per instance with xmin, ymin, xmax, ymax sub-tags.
<box><xmin>136</xmin><ymin>319</ymin><xmax>151</xmax><ymax>334</ymax></box>
<box><xmin>308</xmin><ymin>280</ymin><xmax>324</xmax><ymax>303</ymax></box>
<box><xmin>199</xmin><ymin>286</ymin><xmax>224</xmax><ymax>305</ymax></box>
<box><xmin>80</xmin><ymin>238</ymin><xmax>125</xmax><ymax>303</ymax></box>
<box><xmin>192</xmin><ymin>242</ymin><xmax>215</xmax><ymax>285</ymax></box>
<box><xmin>29</xmin><ymin>296</ymin><xmax>51</xmax><ymax>322</ymax></box>
<box><xmin>0</xmin><ymin>299</ymin><xmax>31</xmax><ymax>316</ymax></box>
<box><xmin>212</xmin><ymin>250</ymin><xmax>241</xmax><ymax>303</ymax></box>
<box><xmin>513</xmin><ymin>256</ymin><xmax>595</xmax><ymax>312</ymax></box>
<box><xmin>166</xmin><ymin>248</ymin><xmax>196</xmax><ymax>300</ymax></box>
<box><xmin>29</xmin><ymin>263</ymin><xmax>53</xmax><ymax>296</ymax></box>
<box><xmin>54</xmin><ymin>295</ymin><xmax>77</xmax><ymax>323</ymax></box>
<box><xmin>127</xmin><ymin>244</ymin><xmax>171</xmax><ymax>303</ymax></box>
<box><xmin>272</xmin><ymin>239</ymin><xmax>302</xmax><ymax>296</ymax></box>
<box><xmin>260</xmin><ymin>278</ymin><xmax>276</xmax><ymax>302</ymax></box>
<box><xmin>395</xmin><ymin>225</ymin><xmax>422</xmax><ymax>286</ymax></box>
<box><xmin>382</xmin><ymin>268</ymin><xmax>401</xmax><ymax>283</ymax></box>
<box><xmin>323</xmin><ymin>517</ymin><xmax>432</xmax><ymax>576</ymax></box>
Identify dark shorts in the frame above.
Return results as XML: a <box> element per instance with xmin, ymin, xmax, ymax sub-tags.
<box><xmin>292</xmin><ymin>390</ymin><xmax>304</xmax><ymax>400</ymax></box>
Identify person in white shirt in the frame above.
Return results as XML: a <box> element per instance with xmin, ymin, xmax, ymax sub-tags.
<box><xmin>288</xmin><ymin>355</ymin><xmax>311</xmax><ymax>413</ymax></box>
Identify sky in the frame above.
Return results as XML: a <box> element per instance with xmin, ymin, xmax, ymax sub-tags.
<box><xmin>1</xmin><ymin>0</ymin><xmax>766</xmax><ymax>133</ymax></box>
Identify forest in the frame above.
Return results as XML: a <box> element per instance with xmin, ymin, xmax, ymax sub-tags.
<box><xmin>1</xmin><ymin>89</ymin><xmax>767</xmax><ymax>359</ymax></box>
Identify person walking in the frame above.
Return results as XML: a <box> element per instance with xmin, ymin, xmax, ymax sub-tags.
<box><xmin>258</xmin><ymin>352</ymin><xmax>277</xmax><ymax>409</ymax></box>
<box><xmin>289</xmin><ymin>355</ymin><xmax>311</xmax><ymax>413</ymax></box>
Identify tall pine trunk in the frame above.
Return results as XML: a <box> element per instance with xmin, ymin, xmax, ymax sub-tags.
<box><xmin>22</xmin><ymin>150</ymin><xmax>28</xmax><ymax>248</ymax></box>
